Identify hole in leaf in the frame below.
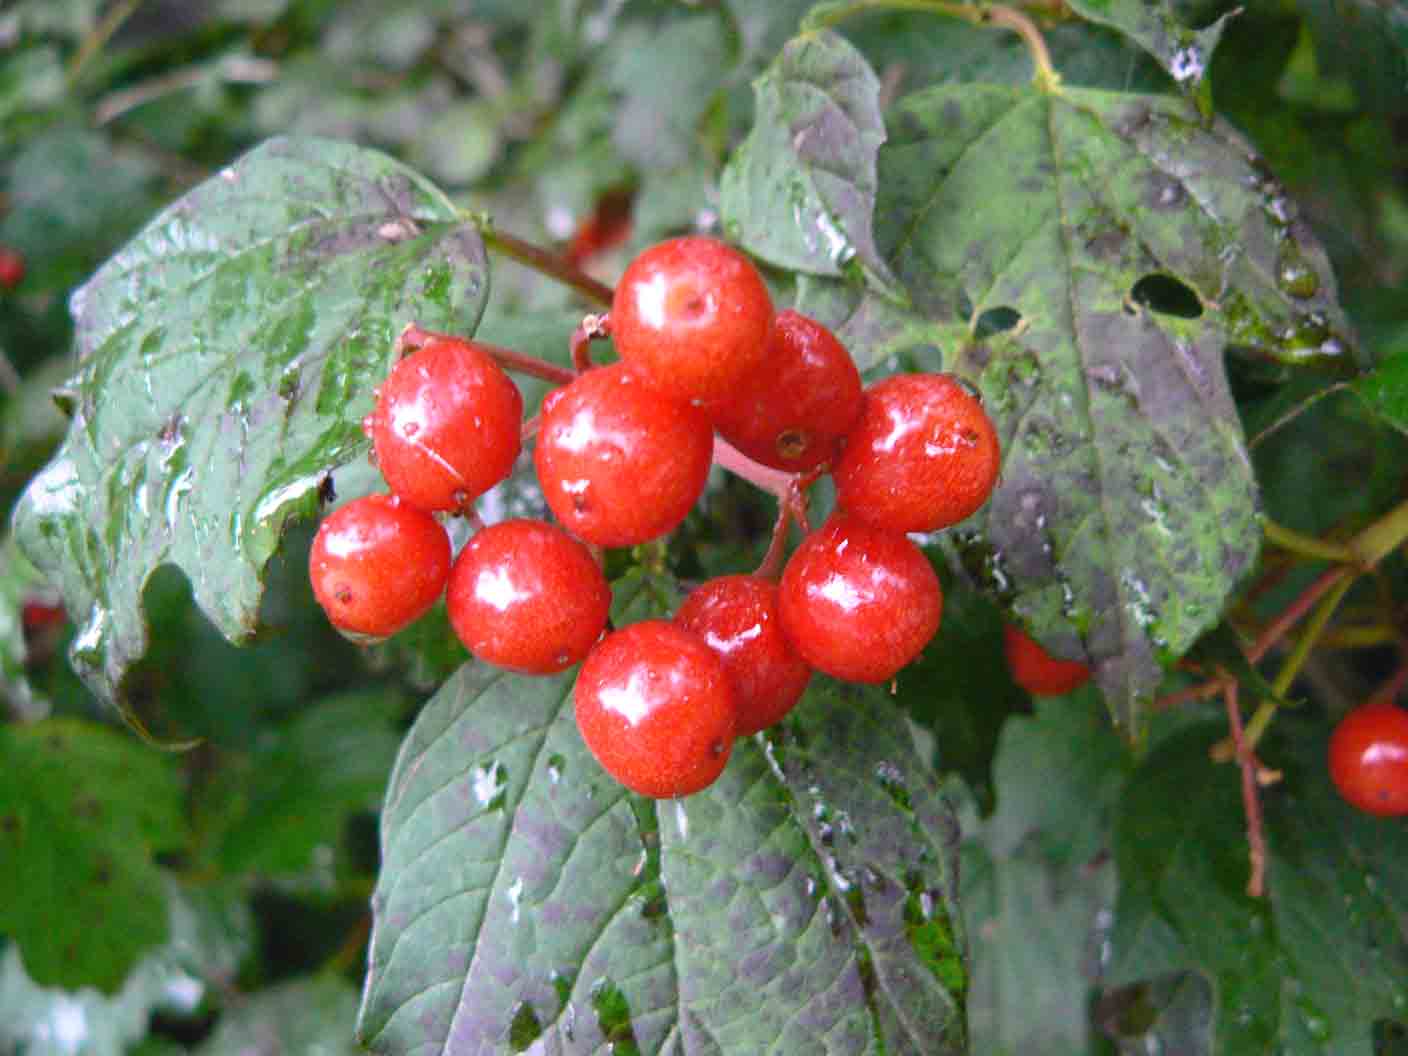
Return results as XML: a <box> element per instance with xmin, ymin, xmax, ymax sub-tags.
<box><xmin>1130</xmin><ymin>274</ymin><xmax>1203</xmax><ymax>318</ymax></box>
<box><xmin>974</xmin><ymin>307</ymin><xmax>1022</xmax><ymax>338</ymax></box>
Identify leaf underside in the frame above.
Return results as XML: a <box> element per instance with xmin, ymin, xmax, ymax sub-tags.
<box><xmin>11</xmin><ymin>136</ymin><xmax>489</xmax><ymax>705</ymax></box>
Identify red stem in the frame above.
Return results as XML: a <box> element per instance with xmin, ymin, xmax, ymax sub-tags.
<box><xmin>1247</xmin><ymin>566</ymin><xmax>1351</xmax><ymax>664</ymax></box>
<box><xmin>1224</xmin><ymin>679</ymin><xmax>1268</xmax><ymax>898</ymax></box>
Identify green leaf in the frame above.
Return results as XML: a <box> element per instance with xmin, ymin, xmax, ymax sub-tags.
<box><xmin>1064</xmin><ymin>0</ymin><xmax>1235</xmax><ymax>98</ymax></box>
<box><xmin>357</xmin><ymin>661</ymin><xmax>966</xmax><ymax>1053</ymax></box>
<box><xmin>1</xmin><ymin>535</ymin><xmax>48</xmax><ymax>717</ymax></box>
<box><xmin>0</xmin><ymin>879</ymin><xmax>253</xmax><ymax>1056</ymax></box>
<box><xmin>1109</xmin><ymin>719</ymin><xmax>1408</xmax><ymax>1049</ymax></box>
<box><xmin>0</xmin><ymin>718</ymin><xmax>185</xmax><ymax>992</ymax></box>
<box><xmin>721</xmin><ymin>29</ymin><xmax>893</xmax><ymax>283</ymax></box>
<box><xmin>868</xmin><ymin>81</ymin><xmax>1363</xmax><ymax>735</ymax></box>
<box><xmin>197</xmin><ymin>688</ymin><xmax>404</xmax><ymax>879</ymax></box>
<box><xmin>1292</xmin><ymin>0</ymin><xmax>1408</xmax><ymax>113</ymax></box>
<box><xmin>12</xmin><ymin>136</ymin><xmax>488</xmax><ymax>705</ymax></box>
<box><xmin>196</xmin><ymin>976</ymin><xmax>362</xmax><ymax>1056</ymax></box>
<box><xmin>1354</xmin><ymin>341</ymin><xmax>1408</xmax><ymax>436</ymax></box>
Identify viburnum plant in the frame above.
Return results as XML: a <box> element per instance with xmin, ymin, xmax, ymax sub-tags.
<box><xmin>4</xmin><ymin>1</ymin><xmax>1408</xmax><ymax>1053</ymax></box>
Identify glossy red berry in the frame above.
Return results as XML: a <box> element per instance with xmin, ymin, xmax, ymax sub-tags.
<box><xmin>611</xmin><ymin>236</ymin><xmax>773</xmax><ymax>405</ymax></box>
<box><xmin>534</xmin><ymin>363</ymin><xmax>713</xmax><ymax>547</ymax></box>
<box><xmin>710</xmin><ymin>310</ymin><xmax>863</xmax><ymax>472</ymax></box>
<box><xmin>1003</xmin><ymin>624</ymin><xmax>1091</xmax><ymax>696</ymax></box>
<box><xmin>1328</xmin><ymin>701</ymin><xmax>1408</xmax><ymax>817</ymax></box>
<box><xmin>778</xmin><ymin>513</ymin><xmax>942</xmax><ymax>684</ymax></box>
<box><xmin>0</xmin><ymin>248</ymin><xmax>24</xmax><ymax>289</ymax></box>
<box><xmin>676</xmin><ymin>575</ymin><xmax>812</xmax><ymax>735</ymax></box>
<box><xmin>834</xmin><ymin>373</ymin><xmax>1001</xmax><ymax>533</ymax></box>
<box><xmin>446</xmin><ymin>519</ymin><xmax>611</xmax><ymax>674</ymax></box>
<box><xmin>309</xmin><ymin>494</ymin><xmax>451</xmax><ymax>639</ymax></box>
<box><xmin>365</xmin><ymin>336</ymin><xmax>523</xmax><ymax>512</ymax></box>
<box><xmin>574</xmin><ymin>621</ymin><xmax>737</xmax><ymax>798</ymax></box>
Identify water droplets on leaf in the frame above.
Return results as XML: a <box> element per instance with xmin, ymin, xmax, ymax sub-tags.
<box><xmin>472</xmin><ymin>760</ymin><xmax>508</xmax><ymax>810</ymax></box>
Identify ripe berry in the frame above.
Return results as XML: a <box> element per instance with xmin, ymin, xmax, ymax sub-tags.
<box><xmin>574</xmin><ymin>621</ymin><xmax>737</xmax><ymax>798</ymax></box>
<box><xmin>1328</xmin><ymin>701</ymin><xmax>1408</xmax><ymax>817</ymax></box>
<box><xmin>365</xmin><ymin>336</ymin><xmax>522</xmax><ymax>512</ymax></box>
<box><xmin>1003</xmin><ymin>624</ymin><xmax>1091</xmax><ymax>696</ymax></box>
<box><xmin>611</xmin><ymin>236</ymin><xmax>773</xmax><ymax>405</ymax></box>
<box><xmin>778</xmin><ymin>513</ymin><xmax>942</xmax><ymax>684</ymax></box>
<box><xmin>710</xmin><ymin>310</ymin><xmax>863</xmax><ymax>472</ymax></box>
<box><xmin>309</xmin><ymin>494</ymin><xmax>451</xmax><ymax>639</ymax></box>
<box><xmin>676</xmin><ymin>575</ymin><xmax>812</xmax><ymax>735</ymax></box>
<box><xmin>0</xmin><ymin>248</ymin><xmax>24</xmax><ymax>289</ymax></box>
<box><xmin>446</xmin><ymin>519</ymin><xmax>610</xmax><ymax>674</ymax></box>
<box><xmin>833</xmin><ymin>373</ymin><xmax>1001</xmax><ymax>533</ymax></box>
<box><xmin>534</xmin><ymin>363</ymin><xmax>713</xmax><ymax>547</ymax></box>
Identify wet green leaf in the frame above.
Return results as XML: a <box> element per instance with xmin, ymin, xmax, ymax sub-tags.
<box><xmin>721</xmin><ymin>29</ymin><xmax>893</xmax><ymax>284</ymax></box>
<box><xmin>866</xmin><ymin>81</ymin><xmax>1362</xmax><ymax>735</ymax></box>
<box><xmin>1354</xmin><ymin>342</ymin><xmax>1408</xmax><ymax>436</ymax></box>
<box><xmin>0</xmin><ymin>718</ymin><xmax>185</xmax><ymax>992</ymax></box>
<box><xmin>1292</xmin><ymin>0</ymin><xmax>1408</xmax><ymax>113</ymax></box>
<box><xmin>0</xmin><ymin>535</ymin><xmax>48</xmax><ymax>717</ymax></box>
<box><xmin>1109</xmin><ymin>719</ymin><xmax>1408</xmax><ymax>1050</ymax></box>
<box><xmin>358</xmin><ymin>598</ymin><xmax>966</xmax><ymax>1053</ymax></box>
<box><xmin>0</xmin><ymin>880</ymin><xmax>253</xmax><ymax>1056</ymax></box>
<box><xmin>11</xmin><ymin>136</ymin><xmax>488</xmax><ymax>705</ymax></box>
<box><xmin>1064</xmin><ymin>0</ymin><xmax>1235</xmax><ymax>97</ymax></box>
<box><xmin>196</xmin><ymin>976</ymin><xmax>362</xmax><ymax>1055</ymax></box>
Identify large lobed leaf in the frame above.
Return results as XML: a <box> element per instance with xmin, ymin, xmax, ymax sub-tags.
<box><xmin>11</xmin><ymin>136</ymin><xmax>488</xmax><ymax>704</ymax></box>
<box><xmin>0</xmin><ymin>718</ymin><xmax>185</xmax><ymax>992</ymax></box>
<box><xmin>1109</xmin><ymin>719</ymin><xmax>1408</xmax><ymax>1050</ymax></box>
<box><xmin>357</xmin><ymin>659</ymin><xmax>966</xmax><ymax>1054</ymax></box>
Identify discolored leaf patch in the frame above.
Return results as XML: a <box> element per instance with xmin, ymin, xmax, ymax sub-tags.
<box><xmin>870</xmin><ymin>82</ymin><xmax>1353</xmax><ymax>734</ymax></box>
<box><xmin>11</xmin><ymin>136</ymin><xmax>488</xmax><ymax>705</ymax></box>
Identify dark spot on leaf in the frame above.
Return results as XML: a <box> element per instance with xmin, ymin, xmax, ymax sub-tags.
<box><xmin>74</xmin><ymin>796</ymin><xmax>103</xmax><ymax>821</ymax></box>
<box><xmin>508</xmin><ymin>1001</ymin><xmax>543</xmax><ymax>1052</ymax></box>
<box><xmin>93</xmin><ymin>854</ymin><xmax>113</xmax><ymax>885</ymax></box>
<box><xmin>975</xmin><ymin>307</ymin><xmax>1021</xmax><ymax>338</ymax></box>
<box><xmin>1145</xmin><ymin>173</ymin><xmax>1186</xmax><ymax>211</ymax></box>
<box><xmin>942</xmin><ymin>99</ymin><xmax>963</xmax><ymax>128</ymax></box>
<box><xmin>964</xmin><ymin>341</ymin><xmax>991</xmax><ymax>369</ymax></box>
<box><xmin>0</xmin><ymin>813</ymin><xmax>19</xmax><ymax>835</ymax></box>
<box><xmin>1131</xmin><ymin>274</ymin><xmax>1202</xmax><ymax>318</ymax></box>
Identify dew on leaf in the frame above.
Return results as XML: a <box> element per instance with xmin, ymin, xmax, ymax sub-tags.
<box><xmin>472</xmin><ymin>760</ymin><xmax>508</xmax><ymax>810</ymax></box>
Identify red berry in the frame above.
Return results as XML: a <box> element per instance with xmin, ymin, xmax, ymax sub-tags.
<box><xmin>534</xmin><ymin>363</ymin><xmax>713</xmax><ymax>547</ymax></box>
<box><xmin>676</xmin><ymin>575</ymin><xmax>812</xmax><ymax>735</ymax></box>
<box><xmin>710</xmin><ymin>310</ymin><xmax>863</xmax><ymax>472</ymax></box>
<box><xmin>366</xmin><ymin>336</ymin><xmax>523</xmax><ymax>512</ymax></box>
<box><xmin>834</xmin><ymin>373</ymin><xmax>1001</xmax><ymax>533</ymax></box>
<box><xmin>309</xmin><ymin>494</ymin><xmax>451</xmax><ymax>639</ymax></box>
<box><xmin>574</xmin><ymin>621</ymin><xmax>737</xmax><ymax>798</ymax></box>
<box><xmin>446</xmin><ymin>519</ymin><xmax>611</xmax><ymax>674</ymax></box>
<box><xmin>611</xmin><ymin>236</ymin><xmax>773</xmax><ymax>405</ymax></box>
<box><xmin>0</xmin><ymin>248</ymin><xmax>24</xmax><ymax>289</ymax></box>
<box><xmin>1003</xmin><ymin>624</ymin><xmax>1091</xmax><ymax>696</ymax></box>
<box><xmin>778</xmin><ymin>513</ymin><xmax>942</xmax><ymax>684</ymax></box>
<box><xmin>1328</xmin><ymin>701</ymin><xmax>1408</xmax><ymax>817</ymax></box>
<box><xmin>21</xmin><ymin>599</ymin><xmax>65</xmax><ymax>633</ymax></box>
<box><xmin>565</xmin><ymin>189</ymin><xmax>633</xmax><ymax>266</ymax></box>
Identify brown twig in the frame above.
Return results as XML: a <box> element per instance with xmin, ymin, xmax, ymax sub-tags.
<box><xmin>479</xmin><ymin>226</ymin><xmax>614</xmax><ymax>308</ymax></box>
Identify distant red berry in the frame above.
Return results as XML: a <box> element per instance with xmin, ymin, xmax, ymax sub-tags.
<box><xmin>446</xmin><ymin>519</ymin><xmax>610</xmax><ymax>674</ymax></box>
<box><xmin>1328</xmin><ymin>701</ymin><xmax>1408</xmax><ymax>817</ymax></box>
<box><xmin>534</xmin><ymin>363</ymin><xmax>713</xmax><ymax>547</ymax></box>
<box><xmin>0</xmin><ymin>248</ymin><xmax>24</xmax><ymax>289</ymax></box>
<box><xmin>565</xmin><ymin>189</ymin><xmax>633</xmax><ymax>266</ymax></box>
<box><xmin>611</xmin><ymin>236</ymin><xmax>773</xmax><ymax>405</ymax></box>
<box><xmin>778</xmin><ymin>513</ymin><xmax>942</xmax><ymax>684</ymax></box>
<box><xmin>1003</xmin><ymin>625</ymin><xmax>1091</xmax><ymax>696</ymax></box>
<box><xmin>574</xmin><ymin>621</ymin><xmax>737</xmax><ymax>798</ymax></box>
<box><xmin>366</xmin><ymin>336</ymin><xmax>522</xmax><ymax>513</ymax></box>
<box><xmin>309</xmin><ymin>494</ymin><xmax>451</xmax><ymax>639</ymax></box>
<box><xmin>710</xmin><ymin>310</ymin><xmax>863</xmax><ymax>472</ymax></box>
<box><xmin>21</xmin><ymin>600</ymin><xmax>65</xmax><ymax>633</ymax></box>
<box><xmin>834</xmin><ymin>373</ymin><xmax>1001</xmax><ymax>533</ymax></box>
<box><xmin>676</xmin><ymin>575</ymin><xmax>812</xmax><ymax>735</ymax></box>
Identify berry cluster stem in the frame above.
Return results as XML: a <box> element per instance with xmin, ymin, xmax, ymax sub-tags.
<box><xmin>1223</xmin><ymin>679</ymin><xmax>1268</xmax><ymax>898</ymax></box>
<box><xmin>804</xmin><ymin>0</ymin><xmax>1059</xmax><ymax>90</ymax></box>
<box><xmin>476</xmin><ymin>223</ymin><xmax>614</xmax><ymax>308</ymax></box>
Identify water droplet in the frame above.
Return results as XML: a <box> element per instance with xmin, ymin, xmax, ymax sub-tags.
<box><xmin>1169</xmin><ymin>43</ymin><xmax>1204</xmax><ymax>83</ymax></box>
<box><xmin>506</xmin><ymin>876</ymin><xmax>525</xmax><ymax>924</ymax></box>
<box><xmin>547</xmin><ymin>753</ymin><xmax>565</xmax><ymax>784</ymax></box>
<box><xmin>1276</xmin><ymin>244</ymin><xmax>1319</xmax><ymax>299</ymax></box>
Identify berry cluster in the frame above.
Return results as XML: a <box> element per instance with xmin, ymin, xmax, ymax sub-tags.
<box><xmin>310</xmin><ymin>236</ymin><xmax>1003</xmax><ymax>798</ymax></box>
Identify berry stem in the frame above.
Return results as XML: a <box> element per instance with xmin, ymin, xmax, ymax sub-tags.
<box><xmin>476</xmin><ymin>223</ymin><xmax>615</xmax><ymax>308</ymax></box>
<box><xmin>1262</xmin><ymin>518</ymin><xmax>1353</xmax><ymax>564</ymax></box>
<box><xmin>712</xmin><ymin>436</ymin><xmax>799</xmax><ymax>503</ymax></box>
<box><xmin>570</xmin><ymin>314</ymin><xmax>611</xmax><ymax>373</ymax></box>
<box><xmin>1222</xmin><ymin>679</ymin><xmax>1267</xmax><ymax>898</ymax></box>
<box><xmin>804</xmin><ymin>0</ymin><xmax>1058</xmax><ymax>90</ymax></box>
<box><xmin>397</xmin><ymin>322</ymin><xmax>576</xmax><ymax>385</ymax></box>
